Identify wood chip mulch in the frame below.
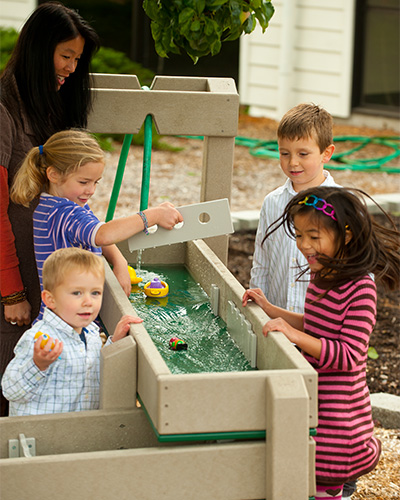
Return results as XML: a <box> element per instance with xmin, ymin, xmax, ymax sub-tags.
<box><xmin>352</xmin><ymin>427</ymin><xmax>400</xmax><ymax>499</ymax></box>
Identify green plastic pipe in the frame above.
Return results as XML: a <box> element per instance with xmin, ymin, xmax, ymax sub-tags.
<box><xmin>105</xmin><ymin>133</ymin><xmax>133</xmax><ymax>222</ymax></box>
<box><xmin>105</xmin><ymin>86</ymin><xmax>154</xmax><ymax>221</ymax></box>
<box><xmin>140</xmin><ymin>113</ymin><xmax>153</xmax><ymax>211</ymax></box>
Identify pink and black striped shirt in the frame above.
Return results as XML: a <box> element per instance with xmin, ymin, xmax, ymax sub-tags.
<box><xmin>302</xmin><ymin>276</ymin><xmax>381</xmax><ymax>485</ymax></box>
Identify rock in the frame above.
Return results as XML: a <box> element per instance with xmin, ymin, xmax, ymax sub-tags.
<box><xmin>371</xmin><ymin>393</ymin><xmax>400</xmax><ymax>428</ymax></box>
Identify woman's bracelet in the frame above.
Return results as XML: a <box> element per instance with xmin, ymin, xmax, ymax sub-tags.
<box><xmin>137</xmin><ymin>211</ymin><xmax>149</xmax><ymax>235</ymax></box>
<box><xmin>1</xmin><ymin>289</ymin><xmax>27</xmax><ymax>306</ymax></box>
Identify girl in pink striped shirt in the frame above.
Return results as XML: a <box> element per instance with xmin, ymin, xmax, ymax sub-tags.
<box><xmin>243</xmin><ymin>186</ymin><xmax>400</xmax><ymax>500</ymax></box>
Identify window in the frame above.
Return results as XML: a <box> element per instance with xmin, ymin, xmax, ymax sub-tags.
<box><xmin>353</xmin><ymin>0</ymin><xmax>399</xmax><ymax>115</ymax></box>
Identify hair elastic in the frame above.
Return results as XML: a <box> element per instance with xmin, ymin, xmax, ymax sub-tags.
<box><xmin>38</xmin><ymin>145</ymin><xmax>44</xmax><ymax>155</ymax></box>
<box><xmin>298</xmin><ymin>194</ymin><xmax>337</xmax><ymax>221</ymax></box>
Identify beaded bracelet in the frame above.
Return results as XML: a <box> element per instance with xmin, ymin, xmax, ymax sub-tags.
<box><xmin>137</xmin><ymin>211</ymin><xmax>149</xmax><ymax>235</ymax></box>
<box><xmin>1</xmin><ymin>289</ymin><xmax>27</xmax><ymax>306</ymax></box>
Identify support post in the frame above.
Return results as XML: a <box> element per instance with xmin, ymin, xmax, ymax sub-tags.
<box><xmin>100</xmin><ymin>335</ymin><xmax>137</xmax><ymax>410</ymax></box>
<box><xmin>201</xmin><ymin>136</ymin><xmax>235</xmax><ymax>263</ymax></box>
<box><xmin>265</xmin><ymin>372</ymin><xmax>311</xmax><ymax>500</ymax></box>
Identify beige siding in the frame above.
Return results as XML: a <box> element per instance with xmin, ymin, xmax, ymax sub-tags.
<box><xmin>0</xmin><ymin>0</ymin><xmax>36</xmax><ymax>30</ymax></box>
<box><xmin>239</xmin><ymin>0</ymin><xmax>356</xmax><ymax>119</ymax></box>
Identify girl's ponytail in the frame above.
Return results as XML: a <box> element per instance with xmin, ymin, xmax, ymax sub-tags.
<box><xmin>11</xmin><ymin>129</ymin><xmax>104</xmax><ymax>207</ymax></box>
<box><xmin>10</xmin><ymin>146</ymin><xmax>49</xmax><ymax>207</ymax></box>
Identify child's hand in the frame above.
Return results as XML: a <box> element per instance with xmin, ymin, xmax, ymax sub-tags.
<box><xmin>242</xmin><ymin>288</ymin><xmax>269</xmax><ymax>310</ymax></box>
<box><xmin>112</xmin><ymin>262</ymin><xmax>132</xmax><ymax>296</ymax></box>
<box><xmin>153</xmin><ymin>202</ymin><xmax>183</xmax><ymax>230</ymax></box>
<box><xmin>33</xmin><ymin>335</ymin><xmax>63</xmax><ymax>372</ymax></box>
<box><xmin>263</xmin><ymin>317</ymin><xmax>297</xmax><ymax>342</ymax></box>
<box><xmin>112</xmin><ymin>314</ymin><xmax>143</xmax><ymax>343</ymax></box>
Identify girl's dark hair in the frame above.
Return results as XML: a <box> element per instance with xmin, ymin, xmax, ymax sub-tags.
<box><xmin>1</xmin><ymin>1</ymin><xmax>100</xmax><ymax>143</ymax></box>
<box><xmin>263</xmin><ymin>186</ymin><xmax>400</xmax><ymax>292</ymax></box>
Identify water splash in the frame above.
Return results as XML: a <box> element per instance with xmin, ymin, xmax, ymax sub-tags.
<box><xmin>136</xmin><ymin>249</ymin><xmax>143</xmax><ymax>271</ymax></box>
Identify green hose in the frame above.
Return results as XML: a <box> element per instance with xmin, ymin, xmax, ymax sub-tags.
<box><xmin>105</xmin><ymin>133</ymin><xmax>133</xmax><ymax>222</ymax></box>
<box><xmin>140</xmin><ymin>114</ymin><xmax>153</xmax><ymax>211</ymax></box>
<box><xmin>181</xmin><ymin>135</ymin><xmax>400</xmax><ymax>173</ymax></box>
<box><xmin>331</xmin><ymin>136</ymin><xmax>400</xmax><ymax>171</ymax></box>
<box><xmin>238</xmin><ymin>135</ymin><xmax>400</xmax><ymax>173</ymax></box>
<box><xmin>105</xmin><ymin>86</ymin><xmax>153</xmax><ymax>221</ymax></box>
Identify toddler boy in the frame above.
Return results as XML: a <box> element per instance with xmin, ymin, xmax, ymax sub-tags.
<box><xmin>1</xmin><ymin>247</ymin><xmax>142</xmax><ymax>416</ymax></box>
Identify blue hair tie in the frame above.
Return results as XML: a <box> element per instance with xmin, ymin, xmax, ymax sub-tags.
<box><xmin>38</xmin><ymin>145</ymin><xmax>44</xmax><ymax>155</ymax></box>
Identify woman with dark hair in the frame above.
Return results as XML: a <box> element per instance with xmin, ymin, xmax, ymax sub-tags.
<box><xmin>0</xmin><ymin>1</ymin><xmax>100</xmax><ymax>415</ymax></box>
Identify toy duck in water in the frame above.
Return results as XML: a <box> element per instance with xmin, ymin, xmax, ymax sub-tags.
<box><xmin>128</xmin><ymin>265</ymin><xmax>143</xmax><ymax>285</ymax></box>
<box><xmin>144</xmin><ymin>277</ymin><xmax>169</xmax><ymax>298</ymax></box>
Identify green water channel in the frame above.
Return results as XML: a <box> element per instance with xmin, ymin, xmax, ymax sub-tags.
<box><xmin>128</xmin><ymin>265</ymin><xmax>254</xmax><ymax>375</ymax></box>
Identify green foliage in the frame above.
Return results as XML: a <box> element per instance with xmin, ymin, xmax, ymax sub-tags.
<box><xmin>0</xmin><ymin>27</ymin><xmax>18</xmax><ymax>73</ymax></box>
<box><xmin>91</xmin><ymin>47</ymin><xmax>155</xmax><ymax>87</ymax></box>
<box><xmin>143</xmin><ymin>0</ymin><xmax>275</xmax><ymax>63</ymax></box>
<box><xmin>132</xmin><ymin>122</ymin><xmax>184</xmax><ymax>151</ymax></box>
<box><xmin>368</xmin><ymin>346</ymin><xmax>379</xmax><ymax>360</ymax></box>
<box><xmin>95</xmin><ymin>122</ymin><xmax>184</xmax><ymax>153</ymax></box>
<box><xmin>93</xmin><ymin>134</ymin><xmax>115</xmax><ymax>152</ymax></box>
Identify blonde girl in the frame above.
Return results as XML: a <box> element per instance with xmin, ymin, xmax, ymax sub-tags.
<box><xmin>11</xmin><ymin>129</ymin><xmax>182</xmax><ymax>319</ymax></box>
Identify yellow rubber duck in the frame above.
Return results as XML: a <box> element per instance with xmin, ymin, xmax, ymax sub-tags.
<box><xmin>144</xmin><ymin>277</ymin><xmax>169</xmax><ymax>298</ymax></box>
<box><xmin>128</xmin><ymin>265</ymin><xmax>143</xmax><ymax>285</ymax></box>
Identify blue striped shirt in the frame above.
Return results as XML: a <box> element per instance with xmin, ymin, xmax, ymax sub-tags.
<box><xmin>1</xmin><ymin>308</ymin><xmax>111</xmax><ymax>416</ymax></box>
<box><xmin>250</xmin><ymin>171</ymin><xmax>340</xmax><ymax>313</ymax></box>
<box><xmin>33</xmin><ymin>193</ymin><xmax>103</xmax><ymax>319</ymax></box>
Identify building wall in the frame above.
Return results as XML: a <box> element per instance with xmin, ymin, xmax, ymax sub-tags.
<box><xmin>0</xmin><ymin>0</ymin><xmax>37</xmax><ymax>30</ymax></box>
<box><xmin>239</xmin><ymin>0</ymin><xmax>356</xmax><ymax>119</ymax></box>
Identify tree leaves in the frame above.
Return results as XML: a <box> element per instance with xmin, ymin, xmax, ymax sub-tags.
<box><xmin>143</xmin><ymin>0</ymin><xmax>274</xmax><ymax>63</ymax></box>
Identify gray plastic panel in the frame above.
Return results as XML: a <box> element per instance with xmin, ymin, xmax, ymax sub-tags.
<box><xmin>128</xmin><ymin>199</ymin><xmax>234</xmax><ymax>252</ymax></box>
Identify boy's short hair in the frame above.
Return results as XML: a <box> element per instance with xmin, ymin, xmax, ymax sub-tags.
<box><xmin>43</xmin><ymin>248</ymin><xmax>105</xmax><ymax>291</ymax></box>
<box><xmin>277</xmin><ymin>103</ymin><xmax>333</xmax><ymax>152</ymax></box>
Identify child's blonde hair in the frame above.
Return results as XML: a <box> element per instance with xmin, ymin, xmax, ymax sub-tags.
<box><xmin>10</xmin><ymin>129</ymin><xmax>104</xmax><ymax>207</ymax></box>
<box><xmin>43</xmin><ymin>247</ymin><xmax>105</xmax><ymax>292</ymax></box>
<box><xmin>277</xmin><ymin>103</ymin><xmax>333</xmax><ymax>152</ymax></box>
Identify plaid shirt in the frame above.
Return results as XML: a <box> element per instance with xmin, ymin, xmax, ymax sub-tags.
<box><xmin>2</xmin><ymin>308</ymin><xmax>111</xmax><ymax>416</ymax></box>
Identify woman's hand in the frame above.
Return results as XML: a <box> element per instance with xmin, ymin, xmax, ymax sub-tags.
<box><xmin>112</xmin><ymin>314</ymin><xmax>143</xmax><ymax>343</ymax></box>
<box><xmin>4</xmin><ymin>300</ymin><xmax>32</xmax><ymax>326</ymax></box>
<box><xmin>33</xmin><ymin>335</ymin><xmax>63</xmax><ymax>371</ymax></box>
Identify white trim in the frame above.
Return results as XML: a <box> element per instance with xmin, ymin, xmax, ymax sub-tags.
<box><xmin>0</xmin><ymin>0</ymin><xmax>37</xmax><ymax>30</ymax></box>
